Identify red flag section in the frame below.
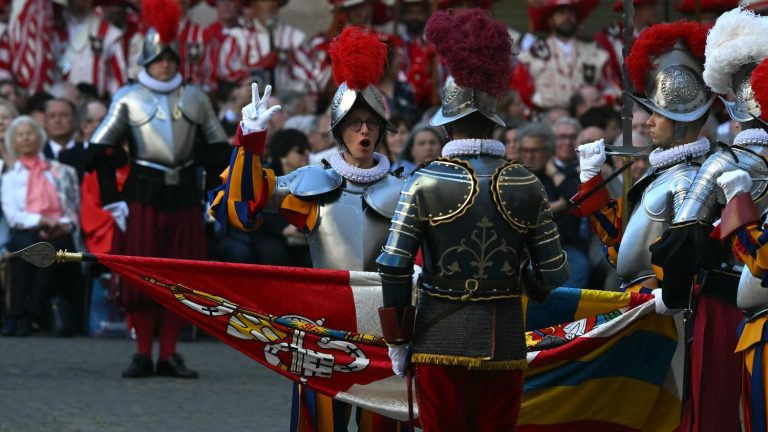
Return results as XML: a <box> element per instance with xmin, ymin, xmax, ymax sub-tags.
<box><xmin>96</xmin><ymin>254</ymin><xmax>680</xmax><ymax>428</ymax></box>
<box><xmin>95</xmin><ymin>254</ymin><xmax>396</xmax><ymax>402</ymax></box>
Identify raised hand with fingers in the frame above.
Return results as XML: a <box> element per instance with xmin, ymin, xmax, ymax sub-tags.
<box><xmin>577</xmin><ymin>139</ymin><xmax>606</xmax><ymax>182</ymax></box>
<box><xmin>241</xmin><ymin>83</ymin><xmax>282</xmax><ymax>132</ymax></box>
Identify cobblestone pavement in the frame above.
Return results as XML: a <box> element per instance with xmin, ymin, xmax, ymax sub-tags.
<box><xmin>0</xmin><ymin>335</ymin><xmax>299</xmax><ymax>432</ymax></box>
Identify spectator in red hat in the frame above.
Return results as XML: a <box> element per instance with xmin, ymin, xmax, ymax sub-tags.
<box><xmin>518</xmin><ymin>0</ymin><xmax>612</xmax><ymax>112</ymax></box>
<box><xmin>396</xmin><ymin>0</ymin><xmax>436</xmax><ymax>111</ymax></box>
<box><xmin>675</xmin><ymin>0</ymin><xmax>739</xmax><ymax>23</ymax></box>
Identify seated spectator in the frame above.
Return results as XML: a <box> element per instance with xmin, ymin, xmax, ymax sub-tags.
<box><xmin>384</xmin><ymin>115</ymin><xmax>412</xmax><ymax>164</ymax></box>
<box><xmin>77</xmin><ymin>100</ymin><xmax>108</xmax><ymax>147</ymax></box>
<box><xmin>24</xmin><ymin>92</ymin><xmax>52</xmax><ymax>127</ymax></box>
<box><xmin>0</xmin><ymin>98</ymin><xmax>18</xmax><ymax>168</ymax></box>
<box><xmin>1</xmin><ymin>116</ymin><xmax>80</xmax><ymax>337</ymax></box>
<box><xmin>497</xmin><ymin>90</ymin><xmax>530</xmax><ymax>125</ymax></box>
<box><xmin>308</xmin><ymin>110</ymin><xmax>336</xmax><ymax>165</ymax></box>
<box><xmin>0</xmin><ymin>80</ymin><xmax>26</xmax><ymax>115</ymax></box>
<box><xmin>392</xmin><ymin>122</ymin><xmax>445</xmax><ymax>176</ymax></box>
<box><xmin>211</xmin><ymin>129</ymin><xmax>312</xmax><ymax>268</ymax></box>
<box><xmin>516</xmin><ymin>122</ymin><xmax>565</xmax><ymax>212</ymax></box>
<box><xmin>43</xmin><ymin>98</ymin><xmax>86</xmax><ymax>180</ymax></box>
<box><xmin>579</xmin><ymin>105</ymin><xmax>622</xmax><ymax>146</ymax></box>
<box><xmin>569</xmin><ymin>85</ymin><xmax>605</xmax><ymax>119</ymax></box>
<box><xmin>497</xmin><ymin>119</ymin><xmax>525</xmax><ymax>162</ymax></box>
<box><xmin>546</xmin><ymin>117</ymin><xmax>593</xmax><ymax>288</ymax></box>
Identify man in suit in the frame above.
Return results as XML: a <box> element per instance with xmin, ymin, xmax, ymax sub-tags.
<box><xmin>43</xmin><ymin>98</ymin><xmax>85</xmax><ymax>180</ymax></box>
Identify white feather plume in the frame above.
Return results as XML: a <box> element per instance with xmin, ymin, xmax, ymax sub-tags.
<box><xmin>703</xmin><ymin>7</ymin><xmax>768</xmax><ymax>93</ymax></box>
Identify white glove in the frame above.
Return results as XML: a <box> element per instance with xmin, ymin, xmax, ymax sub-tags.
<box><xmin>241</xmin><ymin>83</ymin><xmax>282</xmax><ymax>132</ymax></box>
<box><xmin>388</xmin><ymin>345</ymin><xmax>409</xmax><ymax>377</ymax></box>
<box><xmin>103</xmin><ymin>201</ymin><xmax>129</xmax><ymax>233</ymax></box>
<box><xmin>577</xmin><ymin>139</ymin><xmax>606</xmax><ymax>182</ymax></box>
<box><xmin>716</xmin><ymin>169</ymin><xmax>752</xmax><ymax>203</ymax></box>
<box><xmin>652</xmin><ymin>288</ymin><xmax>679</xmax><ymax>316</ymax></box>
<box><xmin>411</xmin><ymin>264</ymin><xmax>423</xmax><ymax>290</ymax></box>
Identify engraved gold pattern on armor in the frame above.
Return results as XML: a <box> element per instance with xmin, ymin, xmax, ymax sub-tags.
<box><xmin>654</xmin><ymin>66</ymin><xmax>706</xmax><ymax>113</ymax></box>
<box><xmin>424</xmin><ymin>158</ymin><xmax>479</xmax><ymax>226</ymax></box>
<box><xmin>437</xmin><ymin>217</ymin><xmax>517</xmax><ymax>280</ymax></box>
<box><xmin>491</xmin><ymin>162</ymin><xmax>550</xmax><ymax>233</ymax></box>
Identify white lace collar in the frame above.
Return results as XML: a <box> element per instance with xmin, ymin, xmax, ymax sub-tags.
<box><xmin>329</xmin><ymin>151</ymin><xmax>390</xmax><ymax>184</ymax></box>
<box><xmin>648</xmin><ymin>137</ymin><xmax>710</xmax><ymax>169</ymax></box>
<box><xmin>138</xmin><ymin>69</ymin><xmax>183</xmax><ymax>93</ymax></box>
<box><xmin>441</xmin><ymin>139</ymin><xmax>506</xmax><ymax>158</ymax></box>
<box><xmin>734</xmin><ymin>128</ymin><xmax>768</xmax><ymax>147</ymax></box>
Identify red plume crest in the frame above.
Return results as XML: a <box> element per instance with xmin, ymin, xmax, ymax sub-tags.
<box><xmin>752</xmin><ymin>59</ymin><xmax>768</xmax><ymax>122</ymax></box>
<box><xmin>425</xmin><ymin>9</ymin><xmax>512</xmax><ymax>98</ymax></box>
<box><xmin>328</xmin><ymin>26</ymin><xmax>388</xmax><ymax>90</ymax></box>
<box><xmin>141</xmin><ymin>0</ymin><xmax>181</xmax><ymax>45</ymax></box>
<box><xmin>626</xmin><ymin>21</ymin><xmax>709</xmax><ymax>94</ymax></box>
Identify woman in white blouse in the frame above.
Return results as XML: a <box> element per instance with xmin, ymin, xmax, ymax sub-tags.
<box><xmin>1</xmin><ymin>116</ymin><xmax>79</xmax><ymax>337</ymax></box>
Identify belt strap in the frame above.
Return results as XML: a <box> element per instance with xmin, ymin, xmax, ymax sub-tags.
<box><xmin>421</xmin><ymin>273</ymin><xmax>520</xmax><ymax>301</ymax></box>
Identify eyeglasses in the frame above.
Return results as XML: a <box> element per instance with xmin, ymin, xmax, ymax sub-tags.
<box><xmin>345</xmin><ymin>118</ymin><xmax>382</xmax><ymax>132</ymax></box>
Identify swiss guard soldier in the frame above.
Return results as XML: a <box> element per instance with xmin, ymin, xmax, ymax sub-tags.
<box><xmin>715</xmin><ymin>54</ymin><xmax>768</xmax><ymax>432</ymax></box>
<box><xmin>209</xmin><ymin>25</ymin><xmax>407</xmax><ymax>432</ymax></box>
<box><xmin>650</xmin><ymin>8</ymin><xmax>768</xmax><ymax>431</ymax></box>
<box><xmin>571</xmin><ymin>21</ymin><xmax>713</xmax><ymax>297</ymax></box>
<box><xmin>89</xmin><ymin>0</ymin><xmax>229</xmax><ymax>379</ymax></box>
<box><xmin>675</xmin><ymin>0</ymin><xmax>739</xmax><ymax>23</ymax></box>
<box><xmin>376</xmin><ymin>9</ymin><xmax>569</xmax><ymax>431</ymax></box>
<box><xmin>518</xmin><ymin>0</ymin><xmax>610</xmax><ymax>111</ymax></box>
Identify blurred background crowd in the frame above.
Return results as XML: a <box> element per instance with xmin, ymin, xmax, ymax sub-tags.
<box><xmin>0</xmin><ymin>0</ymin><xmax>758</xmax><ymax>337</ymax></box>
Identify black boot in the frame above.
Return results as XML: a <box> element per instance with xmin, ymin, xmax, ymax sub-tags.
<box><xmin>122</xmin><ymin>354</ymin><xmax>154</xmax><ymax>378</ymax></box>
<box><xmin>155</xmin><ymin>353</ymin><xmax>198</xmax><ymax>378</ymax></box>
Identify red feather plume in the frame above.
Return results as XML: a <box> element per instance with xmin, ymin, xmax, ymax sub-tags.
<box><xmin>751</xmin><ymin>59</ymin><xmax>768</xmax><ymax>121</ymax></box>
<box><xmin>142</xmin><ymin>0</ymin><xmax>181</xmax><ymax>45</ymax></box>
<box><xmin>328</xmin><ymin>26</ymin><xmax>388</xmax><ymax>90</ymax></box>
<box><xmin>426</xmin><ymin>9</ymin><xmax>511</xmax><ymax>97</ymax></box>
<box><xmin>626</xmin><ymin>21</ymin><xmax>709</xmax><ymax>93</ymax></box>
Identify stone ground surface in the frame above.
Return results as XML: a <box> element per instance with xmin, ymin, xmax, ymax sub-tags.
<box><xmin>0</xmin><ymin>335</ymin><xmax>305</xmax><ymax>432</ymax></box>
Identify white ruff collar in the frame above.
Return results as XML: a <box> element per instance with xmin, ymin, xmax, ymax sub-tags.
<box><xmin>648</xmin><ymin>137</ymin><xmax>709</xmax><ymax>169</ymax></box>
<box><xmin>441</xmin><ymin>139</ymin><xmax>506</xmax><ymax>158</ymax></box>
<box><xmin>330</xmin><ymin>151</ymin><xmax>390</xmax><ymax>184</ymax></box>
<box><xmin>138</xmin><ymin>69</ymin><xmax>183</xmax><ymax>93</ymax></box>
<box><xmin>734</xmin><ymin>128</ymin><xmax>768</xmax><ymax>147</ymax></box>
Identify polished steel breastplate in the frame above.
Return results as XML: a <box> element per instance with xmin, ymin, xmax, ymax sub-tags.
<box><xmin>306</xmin><ymin>180</ymin><xmax>392</xmax><ymax>271</ymax></box>
<box><xmin>617</xmin><ymin>164</ymin><xmax>698</xmax><ymax>282</ymax></box>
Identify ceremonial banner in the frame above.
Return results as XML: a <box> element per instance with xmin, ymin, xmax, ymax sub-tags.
<box><xmin>97</xmin><ymin>254</ymin><xmax>681</xmax><ymax>430</ymax></box>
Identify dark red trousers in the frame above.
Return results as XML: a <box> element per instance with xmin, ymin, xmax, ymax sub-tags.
<box><xmin>116</xmin><ymin>202</ymin><xmax>206</xmax><ymax>359</ymax></box>
<box><xmin>415</xmin><ymin>363</ymin><xmax>524</xmax><ymax>432</ymax></box>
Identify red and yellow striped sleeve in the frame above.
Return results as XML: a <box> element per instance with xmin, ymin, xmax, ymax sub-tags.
<box><xmin>209</xmin><ymin>126</ymin><xmax>319</xmax><ymax>232</ymax></box>
<box><xmin>732</xmin><ymin>223</ymin><xmax>768</xmax><ymax>283</ymax></box>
